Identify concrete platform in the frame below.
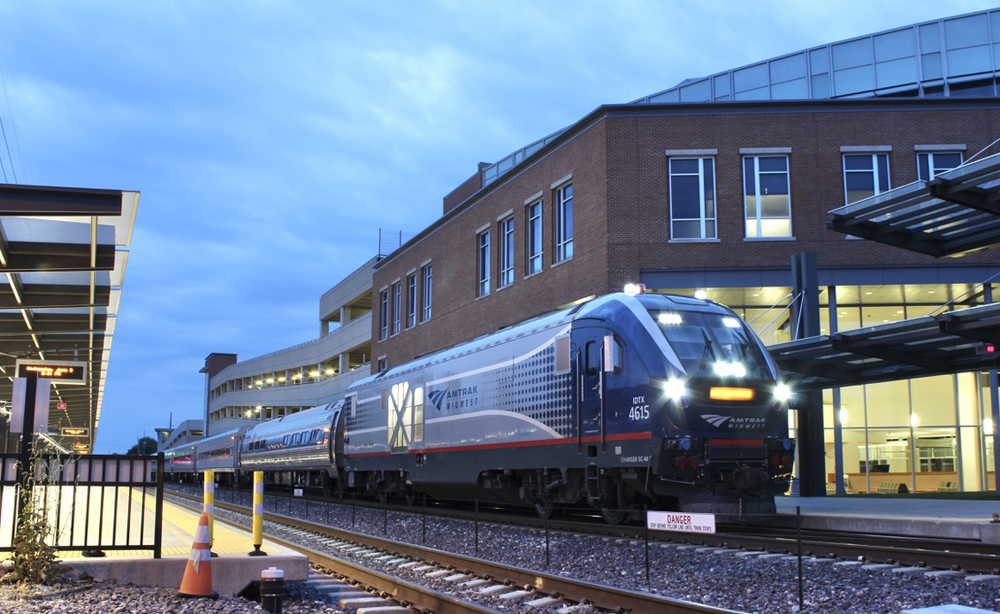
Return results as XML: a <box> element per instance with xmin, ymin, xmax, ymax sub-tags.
<box><xmin>56</xmin><ymin>493</ymin><xmax>308</xmax><ymax>595</ymax></box>
<box><xmin>776</xmin><ymin>495</ymin><xmax>1000</xmax><ymax>541</ymax></box>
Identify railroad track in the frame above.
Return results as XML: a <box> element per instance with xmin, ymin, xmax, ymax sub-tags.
<box><xmin>167</xmin><ymin>489</ymin><xmax>738</xmax><ymax>613</ymax></box>
<box><xmin>167</xmin><ymin>484</ymin><xmax>1000</xmax><ymax>575</ymax></box>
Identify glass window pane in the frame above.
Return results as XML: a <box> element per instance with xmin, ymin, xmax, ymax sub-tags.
<box><xmin>947</xmin><ymin>45</ymin><xmax>992</xmax><ymax>77</ymax></box>
<box><xmin>759</xmin><ymin>156</ymin><xmax>787</xmax><ymax>172</ymax></box>
<box><xmin>811</xmin><ymin>74</ymin><xmax>830</xmax><ymax>98</ymax></box>
<box><xmin>759</xmin><ymin>191</ymin><xmax>789</xmax><ymax>217</ymax></box>
<box><xmin>919</xmin><ymin>23</ymin><xmax>941</xmax><ymax>53</ymax></box>
<box><xmin>770</xmin><ymin>53</ymin><xmax>806</xmax><ymax>83</ymax></box>
<box><xmin>809</xmin><ymin>47</ymin><xmax>829</xmax><ymax>74</ymax></box>
<box><xmin>875</xmin><ymin>57</ymin><xmax>918</xmax><ymax>88</ymax></box>
<box><xmin>877</xmin><ymin>155</ymin><xmax>889</xmax><ymax>188</ymax></box>
<box><xmin>714</xmin><ymin>74</ymin><xmax>730</xmax><ymax>96</ymax></box>
<box><xmin>672</xmin><ymin>220</ymin><xmax>700</xmax><ymax>239</ymax></box>
<box><xmin>833</xmin><ymin>39</ymin><xmax>873</xmax><ymax>70</ymax></box>
<box><xmin>760</xmin><ymin>218</ymin><xmax>791</xmax><ymax>237</ymax></box>
<box><xmin>671</xmin><ymin>175</ymin><xmax>701</xmax><ymax>217</ymax></box>
<box><xmin>945</xmin><ymin>14</ymin><xmax>989</xmax><ymax>49</ymax></box>
<box><xmin>834</xmin><ymin>65</ymin><xmax>875</xmax><ymax>96</ymax></box>
<box><xmin>649</xmin><ymin>89</ymin><xmax>680</xmax><ymax>103</ymax></box>
<box><xmin>950</xmin><ymin>79</ymin><xmax>995</xmax><ymax>97</ymax></box>
<box><xmin>771</xmin><ymin>79</ymin><xmax>808</xmax><ymax>99</ymax></box>
<box><xmin>733</xmin><ymin>86</ymin><xmax>770</xmax><ymax>100</ymax></box>
<box><xmin>867</xmin><ymin>380</ymin><xmax>910</xmax><ymax>427</ymax></box>
<box><xmin>734</xmin><ymin>63</ymin><xmax>769</xmax><ymax>92</ymax></box>
<box><xmin>874</xmin><ymin>29</ymin><xmax>916</xmax><ymax>62</ymax></box>
<box><xmin>671</xmin><ymin>158</ymin><xmax>698</xmax><ymax>174</ymax></box>
<box><xmin>680</xmin><ymin>79</ymin><xmax>711</xmax><ymax>102</ymax></box>
<box><xmin>846</xmin><ymin>174</ymin><xmax>875</xmax><ymax>203</ymax></box>
<box><xmin>921</xmin><ymin>52</ymin><xmax>943</xmax><ymax>80</ymax></box>
<box><xmin>993</xmin><ymin>11</ymin><xmax>1000</xmax><ymax>43</ymax></box>
<box><xmin>844</xmin><ymin>154</ymin><xmax>873</xmax><ymax>171</ymax></box>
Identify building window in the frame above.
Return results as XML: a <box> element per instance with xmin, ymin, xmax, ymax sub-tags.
<box><xmin>422</xmin><ymin>264</ymin><xmax>432</xmax><ymax>321</ymax></box>
<box><xmin>555</xmin><ymin>183</ymin><xmax>573</xmax><ymax>262</ymax></box>
<box><xmin>378</xmin><ymin>290</ymin><xmax>388</xmax><ymax>341</ymax></box>
<box><xmin>477</xmin><ymin>229</ymin><xmax>491</xmax><ymax>297</ymax></box>
<box><xmin>377</xmin><ymin>356</ymin><xmax>387</xmax><ymax>372</ymax></box>
<box><xmin>391</xmin><ymin>282</ymin><xmax>401</xmax><ymax>335</ymax></box>
<box><xmin>498</xmin><ymin>217</ymin><xmax>514</xmax><ymax>288</ymax></box>
<box><xmin>917</xmin><ymin>152</ymin><xmax>963</xmax><ymax>181</ymax></box>
<box><xmin>843</xmin><ymin>153</ymin><xmax>890</xmax><ymax>204</ymax></box>
<box><xmin>526</xmin><ymin>200</ymin><xmax>542</xmax><ymax>275</ymax></box>
<box><xmin>669</xmin><ymin>158</ymin><xmax>716</xmax><ymax>239</ymax></box>
<box><xmin>406</xmin><ymin>273</ymin><xmax>417</xmax><ymax>329</ymax></box>
<box><xmin>743</xmin><ymin>156</ymin><xmax>791</xmax><ymax>238</ymax></box>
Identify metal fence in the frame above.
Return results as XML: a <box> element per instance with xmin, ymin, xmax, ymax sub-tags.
<box><xmin>0</xmin><ymin>452</ymin><xmax>164</xmax><ymax>558</ymax></box>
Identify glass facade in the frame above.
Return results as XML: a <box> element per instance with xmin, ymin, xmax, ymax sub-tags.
<box><xmin>483</xmin><ymin>9</ymin><xmax>1000</xmax><ymax>187</ymax></box>
<box><xmin>653</xmin><ymin>281</ymin><xmax>995</xmax><ymax>493</ymax></box>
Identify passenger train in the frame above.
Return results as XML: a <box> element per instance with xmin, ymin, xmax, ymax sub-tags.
<box><xmin>163</xmin><ymin>292</ymin><xmax>795</xmax><ymax>520</ymax></box>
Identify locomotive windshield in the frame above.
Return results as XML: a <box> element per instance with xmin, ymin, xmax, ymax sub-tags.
<box><xmin>650</xmin><ymin>310</ymin><xmax>773</xmax><ymax>379</ymax></box>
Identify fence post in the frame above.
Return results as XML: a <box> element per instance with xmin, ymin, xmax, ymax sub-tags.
<box><xmin>474</xmin><ymin>499</ymin><xmax>479</xmax><ymax>556</ymax></box>
<box><xmin>154</xmin><ymin>453</ymin><xmax>164</xmax><ymax>559</ymax></box>
<box><xmin>797</xmin><ymin>505</ymin><xmax>804</xmax><ymax>611</ymax></box>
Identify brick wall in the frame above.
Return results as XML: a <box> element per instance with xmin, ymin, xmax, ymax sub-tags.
<box><xmin>373</xmin><ymin>99</ymin><xmax>1000</xmax><ymax>370</ymax></box>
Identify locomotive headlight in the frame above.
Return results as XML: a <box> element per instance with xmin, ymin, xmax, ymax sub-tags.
<box><xmin>713</xmin><ymin>361</ymin><xmax>731</xmax><ymax>376</ymax></box>
<box><xmin>774</xmin><ymin>383</ymin><xmax>792</xmax><ymax>402</ymax></box>
<box><xmin>662</xmin><ymin>377</ymin><xmax>687</xmax><ymax>402</ymax></box>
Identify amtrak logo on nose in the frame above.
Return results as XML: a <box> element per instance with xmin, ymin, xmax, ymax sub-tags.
<box><xmin>702</xmin><ymin>414</ymin><xmax>732</xmax><ymax>427</ymax></box>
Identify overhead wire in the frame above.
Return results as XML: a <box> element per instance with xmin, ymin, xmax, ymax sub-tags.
<box><xmin>0</xmin><ymin>63</ymin><xmax>19</xmax><ymax>184</ymax></box>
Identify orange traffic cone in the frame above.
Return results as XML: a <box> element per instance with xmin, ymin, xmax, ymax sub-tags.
<box><xmin>177</xmin><ymin>512</ymin><xmax>219</xmax><ymax>599</ymax></box>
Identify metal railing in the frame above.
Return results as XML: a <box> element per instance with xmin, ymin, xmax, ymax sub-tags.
<box><xmin>0</xmin><ymin>452</ymin><xmax>164</xmax><ymax>558</ymax></box>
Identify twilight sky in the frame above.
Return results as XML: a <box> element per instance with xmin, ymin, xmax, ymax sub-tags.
<box><xmin>0</xmin><ymin>1</ymin><xmax>994</xmax><ymax>452</ymax></box>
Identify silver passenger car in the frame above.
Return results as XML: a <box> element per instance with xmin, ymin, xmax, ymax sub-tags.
<box><xmin>195</xmin><ymin>426</ymin><xmax>249</xmax><ymax>477</ymax></box>
<box><xmin>240</xmin><ymin>401</ymin><xmax>343</xmax><ymax>478</ymax></box>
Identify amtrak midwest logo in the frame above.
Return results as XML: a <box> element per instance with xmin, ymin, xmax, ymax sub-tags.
<box><xmin>701</xmin><ymin>414</ymin><xmax>766</xmax><ymax>429</ymax></box>
<box><xmin>428</xmin><ymin>386</ymin><xmax>479</xmax><ymax>411</ymax></box>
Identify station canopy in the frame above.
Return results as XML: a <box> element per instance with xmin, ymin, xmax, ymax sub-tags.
<box><xmin>828</xmin><ymin>151</ymin><xmax>1000</xmax><ymax>258</ymax></box>
<box><xmin>0</xmin><ymin>184</ymin><xmax>138</xmax><ymax>453</ymax></box>
<box><xmin>769</xmin><ymin>301</ymin><xmax>1000</xmax><ymax>390</ymax></box>
<box><xmin>773</xmin><ymin>153</ymin><xmax>1000</xmax><ymax>390</ymax></box>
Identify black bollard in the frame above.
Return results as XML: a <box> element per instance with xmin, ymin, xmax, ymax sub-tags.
<box><xmin>260</xmin><ymin>566</ymin><xmax>285</xmax><ymax>614</ymax></box>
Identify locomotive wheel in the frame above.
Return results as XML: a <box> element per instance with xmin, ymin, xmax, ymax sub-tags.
<box><xmin>600</xmin><ymin>507</ymin><xmax>627</xmax><ymax>525</ymax></box>
<box><xmin>534</xmin><ymin>501</ymin><xmax>556</xmax><ymax>519</ymax></box>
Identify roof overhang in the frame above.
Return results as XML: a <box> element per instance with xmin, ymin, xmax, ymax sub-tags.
<box><xmin>0</xmin><ymin>184</ymin><xmax>138</xmax><ymax>453</ymax></box>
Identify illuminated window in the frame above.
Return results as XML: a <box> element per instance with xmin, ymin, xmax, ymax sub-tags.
<box><xmin>669</xmin><ymin>157</ymin><xmax>716</xmax><ymax>239</ymax></box>
<box><xmin>555</xmin><ymin>183</ymin><xmax>573</xmax><ymax>262</ymax></box>
<box><xmin>387</xmin><ymin>381</ymin><xmax>424</xmax><ymax>450</ymax></box>
<box><xmin>744</xmin><ymin>155</ymin><xmax>791</xmax><ymax>238</ymax></box>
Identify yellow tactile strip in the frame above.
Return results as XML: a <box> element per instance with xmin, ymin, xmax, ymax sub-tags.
<box><xmin>55</xmin><ymin>487</ymin><xmax>291</xmax><ymax>558</ymax></box>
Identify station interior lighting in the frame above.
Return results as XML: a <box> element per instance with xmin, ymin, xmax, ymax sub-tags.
<box><xmin>910</xmin><ymin>413</ymin><xmax>919</xmax><ymax>428</ymax></box>
<box><xmin>325</xmin><ymin>368</ymin><xmax>335</xmax><ymax>376</ymax></box>
<box><xmin>839</xmin><ymin>408</ymin><xmax>848</xmax><ymax>425</ymax></box>
<box><xmin>986</xmin><ymin>418</ymin><xmax>995</xmax><ymax>434</ymax></box>
<box><xmin>694</xmin><ymin>290</ymin><xmax>707</xmax><ymax>300</ymax></box>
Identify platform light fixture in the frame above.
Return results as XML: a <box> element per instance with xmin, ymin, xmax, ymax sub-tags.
<box><xmin>694</xmin><ymin>290</ymin><xmax>707</xmax><ymax>300</ymax></box>
<box><xmin>623</xmin><ymin>283</ymin><xmax>645</xmax><ymax>296</ymax></box>
<box><xmin>985</xmin><ymin>417</ymin><xmax>995</xmax><ymax>434</ymax></box>
<box><xmin>910</xmin><ymin>413</ymin><xmax>919</xmax><ymax>428</ymax></box>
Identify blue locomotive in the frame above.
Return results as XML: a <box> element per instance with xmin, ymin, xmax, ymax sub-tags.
<box><xmin>164</xmin><ymin>292</ymin><xmax>794</xmax><ymax>520</ymax></box>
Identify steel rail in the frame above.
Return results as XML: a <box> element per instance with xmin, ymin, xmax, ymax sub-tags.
<box><xmin>169</xmin><ymin>490</ymin><xmax>737</xmax><ymax>614</ymax></box>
